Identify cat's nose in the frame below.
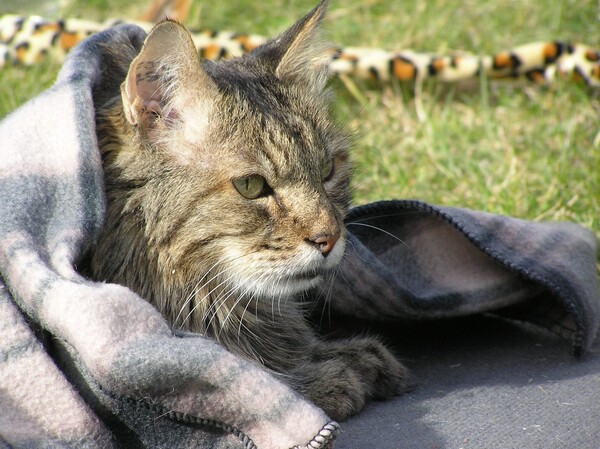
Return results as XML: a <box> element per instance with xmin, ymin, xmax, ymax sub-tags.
<box><xmin>308</xmin><ymin>232</ymin><xmax>340</xmax><ymax>257</ymax></box>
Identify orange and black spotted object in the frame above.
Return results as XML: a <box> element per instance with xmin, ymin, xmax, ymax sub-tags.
<box><xmin>0</xmin><ymin>14</ymin><xmax>598</xmax><ymax>88</ymax></box>
<box><xmin>392</xmin><ymin>56</ymin><xmax>418</xmax><ymax>81</ymax></box>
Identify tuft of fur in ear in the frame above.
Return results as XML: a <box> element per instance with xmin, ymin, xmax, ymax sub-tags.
<box><xmin>256</xmin><ymin>0</ymin><xmax>330</xmax><ymax>93</ymax></box>
<box><xmin>121</xmin><ymin>20</ymin><xmax>214</xmax><ymax>133</ymax></box>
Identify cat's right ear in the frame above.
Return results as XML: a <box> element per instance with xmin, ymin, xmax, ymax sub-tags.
<box><xmin>121</xmin><ymin>20</ymin><xmax>213</xmax><ymax>130</ymax></box>
<box><xmin>250</xmin><ymin>0</ymin><xmax>329</xmax><ymax>95</ymax></box>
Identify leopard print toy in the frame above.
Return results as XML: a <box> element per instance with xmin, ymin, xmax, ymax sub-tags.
<box><xmin>1</xmin><ymin>13</ymin><xmax>599</xmax><ymax>87</ymax></box>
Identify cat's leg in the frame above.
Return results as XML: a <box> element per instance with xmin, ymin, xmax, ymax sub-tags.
<box><xmin>292</xmin><ymin>336</ymin><xmax>412</xmax><ymax>421</ymax></box>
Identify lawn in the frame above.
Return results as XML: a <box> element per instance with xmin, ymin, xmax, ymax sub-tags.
<box><xmin>1</xmin><ymin>0</ymin><xmax>599</xmax><ymax>249</ymax></box>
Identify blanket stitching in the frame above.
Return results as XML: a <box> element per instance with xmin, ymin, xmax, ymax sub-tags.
<box><xmin>100</xmin><ymin>386</ymin><xmax>259</xmax><ymax>449</ymax></box>
<box><xmin>293</xmin><ymin>422</ymin><xmax>339</xmax><ymax>449</ymax></box>
<box><xmin>100</xmin><ymin>382</ymin><xmax>339</xmax><ymax>448</ymax></box>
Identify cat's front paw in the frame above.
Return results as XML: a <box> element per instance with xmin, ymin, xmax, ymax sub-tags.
<box><xmin>297</xmin><ymin>337</ymin><xmax>411</xmax><ymax>421</ymax></box>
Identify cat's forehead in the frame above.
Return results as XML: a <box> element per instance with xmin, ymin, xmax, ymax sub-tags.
<box><xmin>207</xmin><ymin>61</ymin><xmax>298</xmax><ymax>111</ymax></box>
<box><xmin>190</xmin><ymin>58</ymin><xmax>346</xmax><ymax>177</ymax></box>
<box><xmin>225</xmin><ymin>105</ymin><xmax>330</xmax><ymax>175</ymax></box>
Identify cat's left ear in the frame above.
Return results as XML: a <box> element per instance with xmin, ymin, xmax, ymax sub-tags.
<box><xmin>257</xmin><ymin>0</ymin><xmax>329</xmax><ymax>93</ymax></box>
<box><xmin>121</xmin><ymin>20</ymin><xmax>215</xmax><ymax>130</ymax></box>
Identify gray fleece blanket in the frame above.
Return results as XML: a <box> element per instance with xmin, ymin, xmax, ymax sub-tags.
<box><xmin>0</xmin><ymin>24</ymin><xmax>598</xmax><ymax>449</ymax></box>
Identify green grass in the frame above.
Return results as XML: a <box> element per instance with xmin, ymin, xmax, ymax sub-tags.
<box><xmin>1</xmin><ymin>0</ymin><xmax>599</xmax><ymax>248</ymax></box>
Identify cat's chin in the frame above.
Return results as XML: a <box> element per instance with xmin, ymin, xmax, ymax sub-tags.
<box><xmin>232</xmin><ymin>268</ymin><xmax>325</xmax><ymax>301</ymax></box>
<box><xmin>264</xmin><ymin>273</ymin><xmax>325</xmax><ymax>299</ymax></box>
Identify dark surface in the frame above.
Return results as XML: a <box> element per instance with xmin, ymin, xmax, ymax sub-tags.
<box><xmin>334</xmin><ymin>315</ymin><xmax>600</xmax><ymax>449</ymax></box>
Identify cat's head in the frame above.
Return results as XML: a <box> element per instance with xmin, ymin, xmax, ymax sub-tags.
<box><xmin>112</xmin><ymin>0</ymin><xmax>349</xmax><ymax>306</ymax></box>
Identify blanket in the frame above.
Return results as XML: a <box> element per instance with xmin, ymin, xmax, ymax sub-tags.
<box><xmin>0</xmin><ymin>24</ymin><xmax>598</xmax><ymax>449</ymax></box>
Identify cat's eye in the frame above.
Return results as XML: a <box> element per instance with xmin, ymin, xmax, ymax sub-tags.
<box><xmin>232</xmin><ymin>175</ymin><xmax>267</xmax><ymax>199</ymax></box>
<box><xmin>321</xmin><ymin>159</ymin><xmax>334</xmax><ymax>182</ymax></box>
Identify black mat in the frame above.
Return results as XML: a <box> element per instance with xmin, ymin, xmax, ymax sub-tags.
<box><xmin>336</xmin><ymin>315</ymin><xmax>600</xmax><ymax>448</ymax></box>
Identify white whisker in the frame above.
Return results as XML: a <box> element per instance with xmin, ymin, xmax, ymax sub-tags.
<box><xmin>177</xmin><ymin>249</ymin><xmax>262</xmax><ymax>329</ymax></box>
<box><xmin>175</xmin><ymin>257</ymin><xmax>231</xmax><ymax>326</ymax></box>
<box><xmin>217</xmin><ymin>270</ymin><xmax>267</xmax><ymax>337</ymax></box>
<box><xmin>181</xmin><ymin>268</ymin><xmax>239</xmax><ymax>329</ymax></box>
<box><xmin>346</xmin><ymin>222</ymin><xmax>409</xmax><ymax>247</ymax></box>
<box><xmin>348</xmin><ymin>211</ymin><xmax>425</xmax><ymax>224</ymax></box>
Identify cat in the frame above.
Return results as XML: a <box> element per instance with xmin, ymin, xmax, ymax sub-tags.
<box><xmin>90</xmin><ymin>0</ymin><xmax>410</xmax><ymax>421</ymax></box>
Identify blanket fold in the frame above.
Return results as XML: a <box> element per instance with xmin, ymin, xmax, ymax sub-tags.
<box><xmin>328</xmin><ymin>200</ymin><xmax>598</xmax><ymax>356</ymax></box>
<box><xmin>0</xmin><ymin>24</ymin><xmax>598</xmax><ymax>449</ymax></box>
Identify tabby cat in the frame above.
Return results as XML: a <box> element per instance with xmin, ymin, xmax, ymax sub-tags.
<box><xmin>90</xmin><ymin>0</ymin><xmax>410</xmax><ymax>421</ymax></box>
